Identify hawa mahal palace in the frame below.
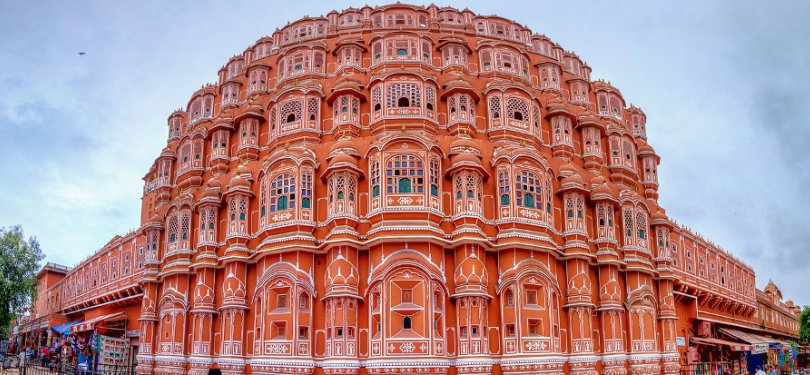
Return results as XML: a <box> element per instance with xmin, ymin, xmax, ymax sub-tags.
<box><xmin>12</xmin><ymin>3</ymin><xmax>801</xmax><ymax>375</ymax></box>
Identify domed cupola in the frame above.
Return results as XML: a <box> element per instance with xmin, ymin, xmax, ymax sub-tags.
<box><xmin>323</xmin><ymin>139</ymin><xmax>363</xmax><ymax>180</ymax></box>
<box><xmin>198</xmin><ymin>177</ymin><xmax>223</xmax><ymax>205</ymax></box>
<box><xmin>590</xmin><ymin>175</ymin><xmax>619</xmax><ymax>204</ymax></box>
<box><xmin>325</xmin><ymin>248</ymin><xmax>360</xmax><ymax>298</ymax></box>
<box><xmin>557</xmin><ymin>162</ymin><xmax>588</xmax><ymax>195</ymax></box>
<box><xmin>143</xmin><ymin>211</ymin><xmax>164</xmax><ymax>232</ymax></box>
<box><xmin>447</xmin><ymin>149</ymin><xmax>487</xmax><ymax>178</ymax></box>
<box><xmin>650</xmin><ymin>208</ymin><xmax>671</xmax><ymax>229</ymax></box>
<box><xmin>233</xmin><ymin>101</ymin><xmax>264</xmax><ymax>124</ymax></box>
<box><xmin>764</xmin><ymin>280</ymin><xmax>782</xmax><ymax>300</ymax></box>
<box><xmin>328</xmin><ymin>137</ymin><xmax>362</xmax><ymax>160</ymax></box>
<box><xmin>453</xmin><ymin>248</ymin><xmax>490</xmax><ymax>298</ymax></box>
<box><xmin>546</xmin><ymin>95</ymin><xmax>578</xmax><ymax>119</ymax></box>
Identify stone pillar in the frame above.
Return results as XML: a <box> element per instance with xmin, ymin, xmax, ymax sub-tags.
<box><xmin>136</xmin><ymin>281</ymin><xmax>158</xmax><ymax>375</ymax></box>
<box><xmin>217</xmin><ymin>261</ymin><xmax>248</xmax><ymax>375</ymax></box>
<box><xmin>566</xmin><ymin>259</ymin><xmax>598</xmax><ymax>375</ymax></box>
<box><xmin>598</xmin><ymin>264</ymin><xmax>627</xmax><ymax>375</ymax></box>
<box><xmin>453</xmin><ymin>244</ymin><xmax>492</xmax><ymax>375</ymax></box>
<box><xmin>188</xmin><ymin>267</ymin><xmax>216</xmax><ymax>375</ymax></box>
<box><xmin>322</xmin><ymin>246</ymin><xmax>361</xmax><ymax>374</ymax></box>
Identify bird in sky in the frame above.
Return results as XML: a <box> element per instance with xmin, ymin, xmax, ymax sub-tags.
<box><xmin>78</xmin><ymin>52</ymin><xmax>85</xmax><ymax>56</ymax></box>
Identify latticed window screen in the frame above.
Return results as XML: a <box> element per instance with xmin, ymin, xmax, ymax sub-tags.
<box><xmin>180</xmin><ymin>211</ymin><xmax>190</xmax><ymax>241</ymax></box>
<box><xmin>425</xmin><ymin>86</ymin><xmax>436</xmax><ymax>110</ymax></box>
<box><xmin>386</xmin><ymin>154</ymin><xmax>424</xmax><ymax>194</ymax></box>
<box><xmin>506</xmin><ymin>97</ymin><xmax>529</xmax><ymax>121</ymax></box>
<box><xmin>168</xmin><ymin>215</ymin><xmax>178</xmax><ymax>243</ymax></box>
<box><xmin>498</xmin><ymin>169</ymin><xmax>510</xmax><ymax>205</ymax></box>
<box><xmin>515</xmin><ymin>171</ymin><xmax>543</xmax><ymax>210</ymax></box>
<box><xmin>281</xmin><ymin>99</ymin><xmax>303</xmax><ymax>123</ymax></box>
<box><xmin>270</xmin><ymin>174</ymin><xmax>296</xmax><ymax>212</ymax></box>
<box><xmin>386</xmin><ymin>83</ymin><xmax>421</xmax><ymax>108</ymax></box>
<box><xmin>489</xmin><ymin>96</ymin><xmax>502</xmax><ymax>119</ymax></box>
<box><xmin>636</xmin><ymin>211</ymin><xmax>648</xmax><ymax>247</ymax></box>
<box><xmin>301</xmin><ymin>170</ymin><xmax>313</xmax><ymax>208</ymax></box>
<box><xmin>307</xmin><ymin>97</ymin><xmax>319</xmax><ymax>121</ymax></box>
<box><xmin>429</xmin><ymin>158</ymin><xmax>440</xmax><ymax>196</ymax></box>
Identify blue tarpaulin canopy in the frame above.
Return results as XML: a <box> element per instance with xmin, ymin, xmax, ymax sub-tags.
<box><xmin>51</xmin><ymin>321</ymin><xmax>80</xmax><ymax>335</ymax></box>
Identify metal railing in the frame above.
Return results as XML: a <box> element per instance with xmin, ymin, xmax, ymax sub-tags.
<box><xmin>0</xmin><ymin>356</ymin><xmax>135</xmax><ymax>375</ymax></box>
<box><xmin>681</xmin><ymin>361</ymin><xmax>734</xmax><ymax>375</ymax></box>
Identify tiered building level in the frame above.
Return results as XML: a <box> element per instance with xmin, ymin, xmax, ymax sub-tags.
<box><xmin>18</xmin><ymin>4</ymin><xmax>799</xmax><ymax>375</ymax></box>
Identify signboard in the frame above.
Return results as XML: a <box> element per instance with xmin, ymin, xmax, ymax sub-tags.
<box><xmin>126</xmin><ymin>330</ymin><xmax>140</xmax><ymax>338</ymax></box>
<box><xmin>676</xmin><ymin>336</ymin><xmax>686</xmax><ymax>347</ymax></box>
<box><xmin>752</xmin><ymin>343</ymin><xmax>769</xmax><ymax>354</ymax></box>
<box><xmin>698</xmin><ymin>321</ymin><xmax>712</xmax><ymax>337</ymax></box>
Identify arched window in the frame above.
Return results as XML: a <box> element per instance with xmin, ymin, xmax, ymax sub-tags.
<box><xmin>371</xmin><ymin>159</ymin><xmax>381</xmax><ymax>197</ymax></box>
<box><xmin>489</xmin><ymin>95</ymin><xmax>502</xmax><ymax>120</ymax></box>
<box><xmin>403</xmin><ymin>316</ymin><xmax>412</xmax><ymax>330</ymax></box>
<box><xmin>180</xmin><ymin>210</ymin><xmax>190</xmax><ymax>242</ymax></box>
<box><xmin>425</xmin><ymin>85</ymin><xmax>436</xmax><ymax>112</ymax></box>
<box><xmin>386</xmin><ymin>154</ymin><xmax>424</xmax><ymax>194</ymax></box>
<box><xmin>429</xmin><ymin>158</ymin><xmax>440</xmax><ymax>197</ymax></box>
<box><xmin>168</xmin><ymin>215</ymin><xmax>178</xmax><ymax>244</ymax></box>
<box><xmin>372</xmin><ymin>86</ymin><xmax>383</xmax><ymax>117</ymax></box>
<box><xmin>636</xmin><ymin>211</ymin><xmax>648</xmax><ymax>244</ymax></box>
<box><xmin>498</xmin><ymin>169</ymin><xmax>511</xmax><ymax>206</ymax></box>
<box><xmin>301</xmin><ymin>169</ymin><xmax>313</xmax><ymax>209</ymax></box>
<box><xmin>622</xmin><ymin>140</ymin><xmax>636</xmax><ymax>169</ymax></box>
<box><xmin>270</xmin><ymin>173</ymin><xmax>296</xmax><ymax>212</ymax></box>
<box><xmin>307</xmin><ymin>97</ymin><xmax>319</xmax><ymax>122</ymax></box>
<box><xmin>515</xmin><ymin>171</ymin><xmax>543</xmax><ymax>209</ymax></box>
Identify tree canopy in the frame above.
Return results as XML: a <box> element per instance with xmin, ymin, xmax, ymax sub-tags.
<box><xmin>0</xmin><ymin>225</ymin><xmax>44</xmax><ymax>335</ymax></box>
<box><xmin>800</xmin><ymin>305</ymin><xmax>810</xmax><ymax>345</ymax></box>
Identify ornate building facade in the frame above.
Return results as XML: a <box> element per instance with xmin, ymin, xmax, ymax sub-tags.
<box><xmin>131</xmin><ymin>4</ymin><xmax>761</xmax><ymax>375</ymax></box>
<box><xmin>14</xmin><ymin>3</ymin><xmax>801</xmax><ymax>375</ymax></box>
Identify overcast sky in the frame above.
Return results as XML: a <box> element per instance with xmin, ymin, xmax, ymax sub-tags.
<box><xmin>1</xmin><ymin>1</ymin><xmax>808</xmax><ymax>304</ymax></box>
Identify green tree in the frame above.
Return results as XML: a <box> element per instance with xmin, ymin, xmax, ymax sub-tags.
<box><xmin>800</xmin><ymin>305</ymin><xmax>810</xmax><ymax>345</ymax></box>
<box><xmin>0</xmin><ymin>225</ymin><xmax>44</xmax><ymax>335</ymax></box>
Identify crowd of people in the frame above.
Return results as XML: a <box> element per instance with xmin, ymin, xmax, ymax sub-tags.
<box><xmin>6</xmin><ymin>334</ymin><xmax>97</xmax><ymax>371</ymax></box>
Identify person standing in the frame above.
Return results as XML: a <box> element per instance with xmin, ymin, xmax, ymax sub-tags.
<box><xmin>41</xmin><ymin>345</ymin><xmax>49</xmax><ymax>367</ymax></box>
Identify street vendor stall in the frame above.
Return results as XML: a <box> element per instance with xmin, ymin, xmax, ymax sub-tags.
<box><xmin>69</xmin><ymin>312</ymin><xmax>128</xmax><ymax>372</ymax></box>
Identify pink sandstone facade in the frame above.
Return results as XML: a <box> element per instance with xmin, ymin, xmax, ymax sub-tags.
<box><xmin>17</xmin><ymin>3</ymin><xmax>800</xmax><ymax>375</ymax></box>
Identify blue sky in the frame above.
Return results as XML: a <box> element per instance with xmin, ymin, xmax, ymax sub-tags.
<box><xmin>1</xmin><ymin>1</ymin><xmax>808</xmax><ymax>304</ymax></box>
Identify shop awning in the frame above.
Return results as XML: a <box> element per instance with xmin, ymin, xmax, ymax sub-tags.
<box><xmin>718</xmin><ymin>328</ymin><xmax>775</xmax><ymax>354</ymax></box>
<box><xmin>52</xmin><ymin>321</ymin><xmax>80</xmax><ymax>335</ymax></box>
<box><xmin>718</xmin><ymin>328</ymin><xmax>772</xmax><ymax>344</ymax></box>
<box><xmin>690</xmin><ymin>336</ymin><xmax>752</xmax><ymax>352</ymax></box>
<box><xmin>71</xmin><ymin>312</ymin><xmax>127</xmax><ymax>334</ymax></box>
